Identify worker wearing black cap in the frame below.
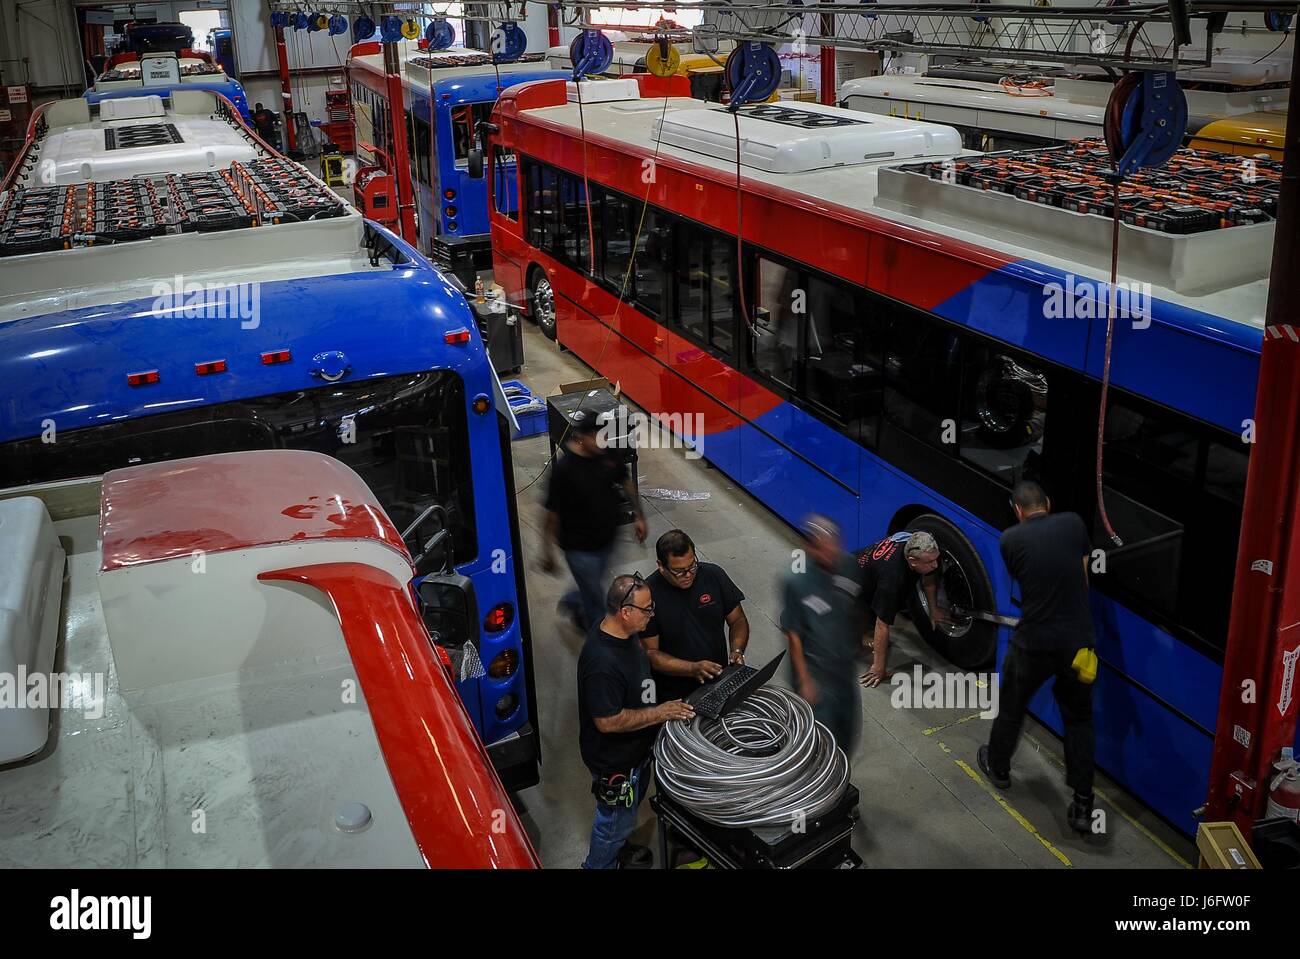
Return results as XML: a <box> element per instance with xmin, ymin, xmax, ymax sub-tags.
<box><xmin>541</xmin><ymin>408</ymin><xmax>647</xmax><ymax>631</ymax></box>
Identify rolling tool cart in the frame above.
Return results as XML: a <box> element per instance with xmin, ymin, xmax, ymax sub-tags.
<box><xmin>651</xmin><ymin>786</ymin><xmax>862</xmax><ymax>869</ymax></box>
<box><xmin>546</xmin><ymin>386</ymin><xmax>638</xmax><ymax>524</ymax></box>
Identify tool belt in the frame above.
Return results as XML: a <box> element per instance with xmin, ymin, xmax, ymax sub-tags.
<box><xmin>593</xmin><ymin>769</ymin><xmax>637</xmax><ymax>808</ymax></box>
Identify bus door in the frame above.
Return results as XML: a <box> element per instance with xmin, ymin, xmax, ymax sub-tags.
<box><xmin>438</xmin><ymin>99</ymin><xmax>496</xmax><ymax>237</ymax></box>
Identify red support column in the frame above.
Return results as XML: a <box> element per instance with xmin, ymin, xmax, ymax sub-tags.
<box><xmin>548</xmin><ymin>3</ymin><xmax>560</xmax><ymax>49</ymax></box>
<box><xmin>274</xmin><ymin>25</ymin><xmax>298</xmax><ymax>153</ymax></box>
<box><xmin>383</xmin><ymin>43</ymin><xmax>419</xmax><ymax>246</ymax></box>
<box><xmin>820</xmin><ymin>10</ymin><xmax>836</xmax><ymax>106</ymax></box>
<box><xmin>1205</xmin><ymin>50</ymin><xmax>1300</xmax><ymax>838</ymax></box>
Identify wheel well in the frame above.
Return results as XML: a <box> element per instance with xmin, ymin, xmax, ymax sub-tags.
<box><xmin>887</xmin><ymin>504</ymin><xmax>934</xmax><ymax>536</ymax></box>
<box><xmin>524</xmin><ymin>263</ymin><xmax>545</xmax><ymax>316</ymax></box>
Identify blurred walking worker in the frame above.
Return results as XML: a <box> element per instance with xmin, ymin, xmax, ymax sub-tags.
<box><xmin>780</xmin><ymin>516</ymin><xmax>864</xmax><ymax>758</ymax></box>
<box><xmin>541</xmin><ymin>408</ymin><xmax>647</xmax><ymax>631</ymax></box>
<box><xmin>978</xmin><ymin>480</ymin><xmax>1097</xmax><ymax>834</ymax></box>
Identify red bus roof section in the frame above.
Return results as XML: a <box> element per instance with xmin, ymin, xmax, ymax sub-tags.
<box><xmin>100</xmin><ymin>449</ymin><xmax>409</xmax><ymax>571</ymax></box>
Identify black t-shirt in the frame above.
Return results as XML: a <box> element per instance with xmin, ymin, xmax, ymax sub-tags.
<box><xmin>856</xmin><ymin>535</ymin><xmax>915</xmax><ymax>627</ymax></box>
<box><xmin>641</xmin><ymin>563</ymin><xmax>745</xmax><ymax>703</ymax></box>
<box><xmin>543</xmin><ymin>448</ymin><xmax>629</xmax><ymax>552</ymax></box>
<box><xmin>577</xmin><ymin>627</ymin><xmax>658</xmax><ymax>775</ymax></box>
<box><xmin>999</xmin><ymin>512</ymin><xmax>1095</xmax><ymax>652</ymax></box>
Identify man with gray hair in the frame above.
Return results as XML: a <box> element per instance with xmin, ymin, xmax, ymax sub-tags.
<box><xmin>857</xmin><ymin>530</ymin><xmax>945</xmax><ymax>687</ymax></box>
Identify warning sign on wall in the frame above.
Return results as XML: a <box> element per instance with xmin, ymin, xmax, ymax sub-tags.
<box><xmin>7</xmin><ymin>86</ymin><xmax>28</xmax><ymax>104</ymax></box>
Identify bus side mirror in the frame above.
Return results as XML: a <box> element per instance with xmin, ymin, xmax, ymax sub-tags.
<box><xmin>417</xmin><ymin>573</ymin><xmax>478</xmax><ymax>648</ymax></box>
<box><xmin>468</xmin><ymin>148</ymin><xmax>484</xmax><ymax>179</ymax></box>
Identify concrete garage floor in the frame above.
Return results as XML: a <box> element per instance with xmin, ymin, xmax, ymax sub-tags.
<box><xmin>504</xmin><ymin>320</ymin><xmax>1196</xmax><ymax>870</ymax></box>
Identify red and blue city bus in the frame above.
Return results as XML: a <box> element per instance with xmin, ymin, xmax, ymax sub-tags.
<box><xmin>485</xmin><ymin>75</ymin><xmax>1281</xmax><ymax>832</ymax></box>
<box><xmin>0</xmin><ymin>88</ymin><xmax>539</xmax><ymax>790</ymax></box>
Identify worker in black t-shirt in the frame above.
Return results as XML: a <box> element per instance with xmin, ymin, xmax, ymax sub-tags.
<box><xmin>541</xmin><ymin>409</ymin><xmax>647</xmax><ymax>631</ymax></box>
<box><xmin>641</xmin><ymin>529</ymin><xmax>749</xmax><ymax>704</ymax></box>
<box><xmin>578</xmin><ymin>573</ymin><xmax>694</xmax><ymax>869</ymax></box>
<box><xmin>251</xmin><ymin>102</ymin><xmax>277</xmax><ymax>144</ymax></box>
<box><xmin>856</xmin><ymin>530</ymin><xmax>944</xmax><ymax>687</ymax></box>
<box><xmin>977</xmin><ymin>480</ymin><xmax>1097</xmax><ymax>834</ymax></box>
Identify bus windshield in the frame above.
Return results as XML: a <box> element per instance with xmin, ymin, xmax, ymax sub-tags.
<box><xmin>0</xmin><ymin>371</ymin><xmax>477</xmax><ymax>568</ymax></box>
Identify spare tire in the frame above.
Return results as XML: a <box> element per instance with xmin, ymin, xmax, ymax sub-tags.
<box><xmin>903</xmin><ymin>513</ymin><xmax>998</xmax><ymax>669</ymax></box>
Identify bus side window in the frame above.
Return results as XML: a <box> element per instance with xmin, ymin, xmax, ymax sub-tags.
<box><xmin>752</xmin><ymin>256</ymin><xmax>800</xmax><ymax>390</ymax></box>
<box><xmin>559</xmin><ymin>172</ymin><xmax>588</xmax><ymax>267</ymax></box>
<box><xmin>523</xmin><ymin>159</ymin><xmax>543</xmax><ymax>246</ymax></box>
<box><xmin>803</xmin><ymin>275</ymin><xmax>865</xmax><ymax>428</ymax></box>
<box><xmin>602</xmin><ymin>190</ymin><xmax>637</xmax><ymax>299</ymax></box>
<box><xmin>538</xmin><ymin>165</ymin><xmax>561</xmax><ymax>255</ymax></box>
<box><xmin>635</xmin><ymin>207</ymin><xmax>672</xmax><ymax>321</ymax></box>
<box><xmin>492</xmin><ymin>146</ymin><xmax>518</xmax><ymax>222</ymax></box>
<box><xmin>677</xmin><ymin>223</ymin><xmax>709</xmax><ymax>338</ymax></box>
<box><xmin>413</xmin><ymin>116</ymin><xmax>431</xmax><ymax>187</ymax></box>
<box><xmin>708</xmin><ymin>232</ymin><xmax>735</xmax><ymax>355</ymax></box>
<box><xmin>958</xmin><ymin>343</ymin><xmax>1048</xmax><ymax>486</ymax></box>
<box><xmin>882</xmin><ymin>308</ymin><xmax>962</xmax><ymax>452</ymax></box>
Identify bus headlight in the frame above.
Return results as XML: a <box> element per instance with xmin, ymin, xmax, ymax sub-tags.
<box><xmin>488</xmin><ymin>649</ymin><xmax>518</xmax><ymax>679</ymax></box>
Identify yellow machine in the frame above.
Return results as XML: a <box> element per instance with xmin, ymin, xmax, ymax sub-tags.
<box><xmin>1189</xmin><ymin>111</ymin><xmax>1286</xmax><ymax>159</ymax></box>
<box><xmin>320</xmin><ymin>149</ymin><xmax>346</xmax><ymax>187</ymax></box>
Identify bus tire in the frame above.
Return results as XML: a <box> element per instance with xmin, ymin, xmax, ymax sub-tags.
<box><xmin>528</xmin><ymin>267</ymin><xmax>557</xmax><ymax>341</ymax></box>
<box><xmin>904</xmin><ymin>513</ymin><xmax>998</xmax><ymax>670</ymax></box>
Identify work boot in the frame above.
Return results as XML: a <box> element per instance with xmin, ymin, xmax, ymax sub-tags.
<box><xmin>1068</xmin><ymin>794</ymin><xmax>1095</xmax><ymax>834</ymax></box>
<box><xmin>616</xmin><ymin>843</ymin><xmax>653</xmax><ymax>869</ymax></box>
<box><xmin>977</xmin><ymin>745</ymin><xmax>1011</xmax><ymax>789</ymax></box>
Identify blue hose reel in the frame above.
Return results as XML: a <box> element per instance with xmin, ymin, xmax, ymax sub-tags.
<box><xmin>860</xmin><ymin>0</ymin><xmax>878</xmax><ymax>20</ymax></box>
<box><xmin>491</xmin><ymin>22</ymin><xmax>528</xmax><ymax>62</ymax></box>
<box><xmin>570</xmin><ymin>29</ymin><xmax>614</xmax><ymax>79</ymax></box>
<box><xmin>725</xmin><ymin>42</ymin><xmax>781</xmax><ymax>111</ymax></box>
<box><xmin>380</xmin><ymin>14</ymin><xmax>404</xmax><ymax>43</ymax></box>
<box><xmin>270</xmin><ymin>10</ymin><xmax>286</xmax><ymax>28</ymax></box>
<box><xmin>353</xmin><ymin>15</ymin><xmax>375</xmax><ymax>40</ymax></box>
<box><xmin>426</xmin><ymin>18</ymin><xmax>456</xmax><ymax>50</ymax></box>
<box><xmin>293</xmin><ymin>11</ymin><xmax>310</xmax><ymax>30</ymax></box>
<box><xmin>1266</xmin><ymin>10</ymin><xmax>1294</xmax><ymax>32</ymax></box>
<box><xmin>1104</xmin><ymin>71</ymin><xmax>1187</xmax><ymax>176</ymax></box>
<box><xmin>328</xmin><ymin>14</ymin><xmax>348</xmax><ymax>36</ymax></box>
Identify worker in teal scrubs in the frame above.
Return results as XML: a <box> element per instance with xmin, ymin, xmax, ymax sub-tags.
<box><xmin>780</xmin><ymin>515</ymin><xmax>865</xmax><ymax>760</ymax></box>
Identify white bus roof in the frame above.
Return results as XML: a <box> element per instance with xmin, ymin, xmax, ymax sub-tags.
<box><xmin>348</xmin><ymin>43</ymin><xmax>552</xmax><ymax>88</ymax></box>
<box><xmin>512</xmin><ymin>85</ymin><xmax>1271</xmax><ymax>331</ymax></box>
<box><xmin>840</xmin><ymin>75</ymin><xmax>1288</xmax><ymax>136</ymax></box>
<box><xmin>0</xmin><ymin>91</ymin><xmax>380</xmax><ymax>326</ymax></box>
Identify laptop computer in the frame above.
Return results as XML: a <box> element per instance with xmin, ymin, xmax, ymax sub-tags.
<box><xmin>686</xmin><ymin>651</ymin><xmax>786</xmax><ymax>720</ymax></box>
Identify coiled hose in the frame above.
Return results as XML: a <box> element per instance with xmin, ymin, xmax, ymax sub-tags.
<box><xmin>653</xmin><ymin>686</ymin><xmax>850</xmax><ymax>828</ymax></box>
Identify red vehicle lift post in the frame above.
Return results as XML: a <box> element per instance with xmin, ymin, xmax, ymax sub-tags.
<box><xmin>1205</xmin><ymin>50</ymin><xmax>1300</xmax><ymax>838</ymax></box>
<box><xmin>383</xmin><ymin>41</ymin><xmax>419</xmax><ymax>245</ymax></box>
<box><xmin>819</xmin><ymin>12</ymin><xmax>836</xmax><ymax>106</ymax></box>
<box><xmin>274</xmin><ymin>24</ymin><xmax>298</xmax><ymax>153</ymax></box>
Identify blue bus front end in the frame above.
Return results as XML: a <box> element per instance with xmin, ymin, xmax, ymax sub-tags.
<box><xmin>0</xmin><ymin>222</ymin><xmax>539</xmax><ymax>790</ymax></box>
<box><xmin>85</xmin><ymin>79</ymin><xmax>252</xmax><ymax>122</ymax></box>
<box><xmin>415</xmin><ymin>70</ymin><xmax>569</xmax><ymax>285</ymax></box>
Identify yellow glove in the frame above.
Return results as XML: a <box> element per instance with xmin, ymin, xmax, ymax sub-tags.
<box><xmin>1072</xmin><ymin>647</ymin><xmax>1098</xmax><ymax>684</ymax></box>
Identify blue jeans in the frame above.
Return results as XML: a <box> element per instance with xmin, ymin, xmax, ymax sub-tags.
<box><xmin>563</xmin><ymin>544</ymin><xmax>614</xmax><ymax>630</ymax></box>
<box><xmin>582</xmin><ymin>758</ymin><xmax>651</xmax><ymax>869</ymax></box>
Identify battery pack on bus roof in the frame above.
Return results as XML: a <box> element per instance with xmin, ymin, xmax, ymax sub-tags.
<box><xmin>875</xmin><ymin>139</ymin><xmax>1281</xmax><ymax>293</ymax></box>
<box><xmin>652</xmin><ymin>102</ymin><xmax>964</xmax><ymax>174</ymax></box>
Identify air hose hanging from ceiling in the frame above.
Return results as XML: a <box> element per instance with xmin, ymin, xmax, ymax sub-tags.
<box><xmin>1095</xmin><ymin>29</ymin><xmax>1188</xmax><ymax>546</ymax></box>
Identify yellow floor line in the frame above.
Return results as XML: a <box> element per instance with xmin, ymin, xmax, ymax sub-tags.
<box><xmin>950</xmin><ymin>751</ymin><xmax>1073</xmax><ymax>867</ymax></box>
<box><xmin>1022</xmin><ymin>732</ymin><xmax>1192</xmax><ymax>869</ymax></box>
<box><xmin>923</xmin><ymin>712</ymin><xmax>983</xmax><ymax>736</ymax></box>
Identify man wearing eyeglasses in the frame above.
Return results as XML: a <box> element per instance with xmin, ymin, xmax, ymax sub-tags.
<box><xmin>578</xmin><ymin>573</ymin><xmax>695</xmax><ymax>869</ymax></box>
<box><xmin>640</xmin><ymin>529</ymin><xmax>749</xmax><ymax>705</ymax></box>
<box><xmin>857</xmin><ymin>530</ymin><xmax>945</xmax><ymax>688</ymax></box>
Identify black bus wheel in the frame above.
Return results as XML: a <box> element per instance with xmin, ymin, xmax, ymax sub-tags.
<box><xmin>904</xmin><ymin>513</ymin><xmax>998</xmax><ymax>670</ymax></box>
<box><xmin>528</xmin><ymin>267</ymin><xmax>557</xmax><ymax>341</ymax></box>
